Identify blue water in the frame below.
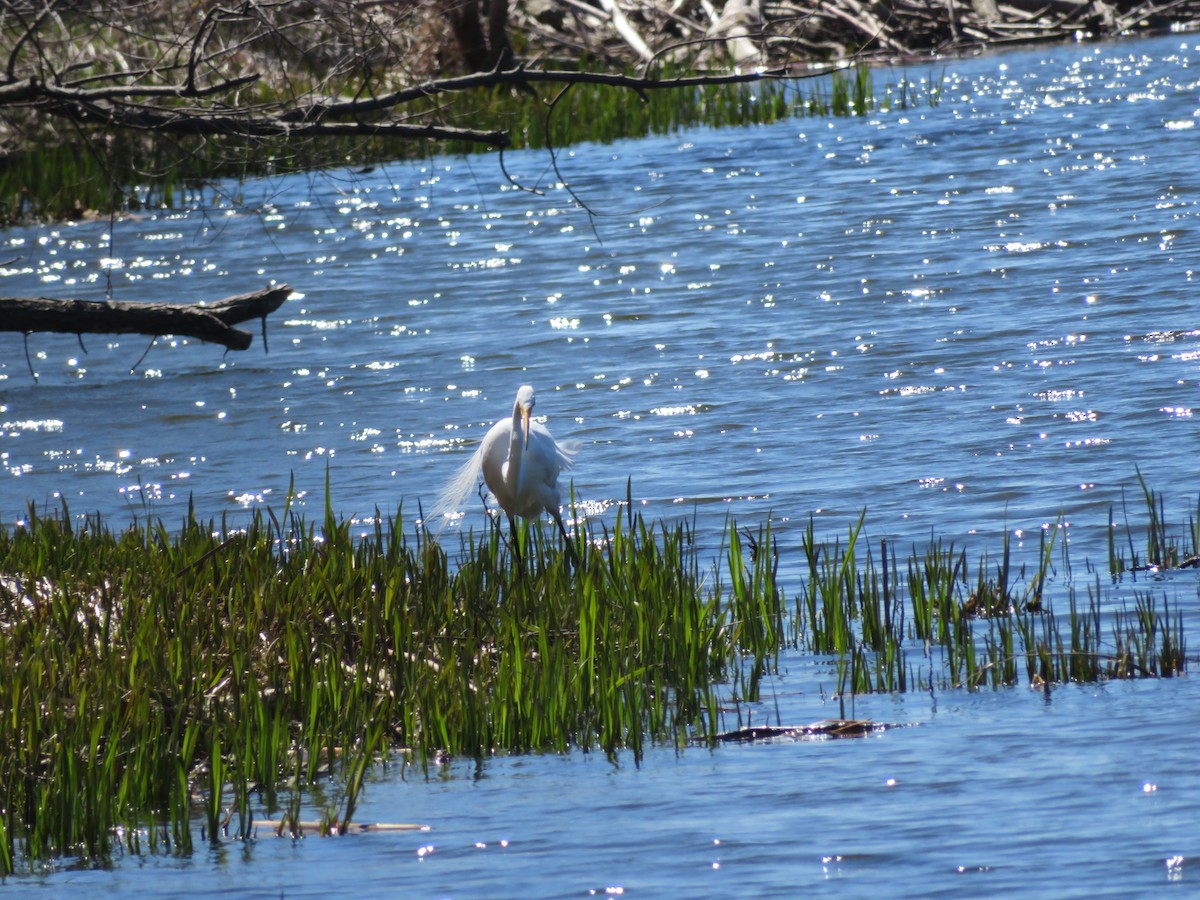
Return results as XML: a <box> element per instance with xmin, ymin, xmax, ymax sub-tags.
<box><xmin>2</xmin><ymin>32</ymin><xmax>1200</xmax><ymax>896</ymax></box>
<box><xmin>24</xmin><ymin>679</ymin><xmax>1200</xmax><ymax>897</ymax></box>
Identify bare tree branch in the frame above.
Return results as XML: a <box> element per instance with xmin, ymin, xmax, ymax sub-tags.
<box><xmin>3</xmin><ymin>42</ymin><xmax>821</xmax><ymax>152</ymax></box>
<box><xmin>3</xmin><ymin>0</ymin><xmax>1192</xmax><ymax>206</ymax></box>
<box><xmin>1</xmin><ymin>285</ymin><xmax>294</xmax><ymax>351</ymax></box>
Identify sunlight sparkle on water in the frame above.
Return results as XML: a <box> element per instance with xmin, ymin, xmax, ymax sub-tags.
<box><xmin>2</xmin><ymin>31</ymin><xmax>1200</xmax><ymax>898</ymax></box>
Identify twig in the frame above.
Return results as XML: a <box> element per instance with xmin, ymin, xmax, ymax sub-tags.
<box><xmin>22</xmin><ymin>332</ymin><xmax>37</xmax><ymax>382</ymax></box>
<box><xmin>129</xmin><ymin>335</ymin><xmax>157</xmax><ymax>374</ymax></box>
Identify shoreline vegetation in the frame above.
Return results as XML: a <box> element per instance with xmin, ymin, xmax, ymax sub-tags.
<box><xmin>2</xmin><ymin>0</ymin><xmax>1200</xmax><ymax>224</ymax></box>
<box><xmin>3</xmin><ymin>0</ymin><xmax>1199</xmax><ymax>879</ymax></box>
<box><xmin>0</xmin><ymin>475</ymin><xmax>1195</xmax><ymax>874</ymax></box>
<box><xmin>1</xmin><ymin>56</ymin><xmax>914</xmax><ymax>226</ymax></box>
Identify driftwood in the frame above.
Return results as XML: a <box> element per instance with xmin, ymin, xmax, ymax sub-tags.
<box><xmin>597</xmin><ymin>0</ymin><xmax>659</xmax><ymax>60</ymax></box>
<box><xmin>707</xmin><ymin>719</ymin><xmax>902</xmax><ymax>742</ymax></box>
<box><xmin>708</xmin><ymin>0</ymin><xmax>766</xmax><ymax>65</ymax></box>
<box><xmin>0</xmin><ymin>285</ymin><xmax>292</xmax><ymax>351</ymax></box>
<box><xmin>5</xmin><ymin>0</ymin><xmax>1199</xmax><ymax>184</ymax></box>
<box><xmin>512</xmin><ymin>0</ymin><xmax>1200</xmax><ymax>68</ymax></box>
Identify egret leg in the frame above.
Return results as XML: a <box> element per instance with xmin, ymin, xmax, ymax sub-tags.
<box><xmin>507</xmin><ymin>513</ymin><xmax>524</xmax><ymax>571</ymax></box>
<box><xmin>553</xmin><ymin>509</ymin><xmax>580</xmax><ymax>568</ymax></box>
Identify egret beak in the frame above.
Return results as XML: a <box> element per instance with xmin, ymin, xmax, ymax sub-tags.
<box><xmin>521</xmin><ymin>405</ymin><xmax>531</xmax><ymax>449</ymax></box>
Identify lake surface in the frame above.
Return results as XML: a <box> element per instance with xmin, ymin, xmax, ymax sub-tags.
<box><xmin>3</xmin><ymin>31</ymin><xmax>1199</xmax><ymax>896</ymax></box>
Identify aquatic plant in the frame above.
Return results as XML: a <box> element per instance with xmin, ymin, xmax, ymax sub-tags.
<box><xmin>0</xmin><ymin>491</ymin><xmax>779</xmax><ymax>873</ymax></box>
<box><xmin>795</xmin><ymin>501</ymin><xmax>1190</xmax><ymax>695</ymax></box>
<box><xmin>1</xmin><ymin>62</ymin><xmax>941</xmax><ymax>223</ymax></box>
<box><xmin>0</xmin><ymin>471</ymin><xmax>1191</xmax><ymax>874</ymax></box>
<box><xmin>799</xmin><ymin>511</ymin><xmax>865</xmax><ymax>654</ymax></box>
<box><xmin>1108</xmin><ymin>466</ymin><xmax>1200</xmax><ymax>574</ymax></box>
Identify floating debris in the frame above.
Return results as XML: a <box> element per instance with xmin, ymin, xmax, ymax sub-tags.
<box><xmin>710</xmin><ymin>720</ymin><xmax>901</xmax><ymax>743</ymax></box>
<box><xmin>256</xmin><ymin>821</ymin><xmax>430</xmax><ymax>838</ymax></box>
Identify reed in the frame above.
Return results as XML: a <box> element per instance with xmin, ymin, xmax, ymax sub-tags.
<box><xmin>795</xmin><ymin>500</ymin><xmax>1190</xmax><ymax>695</ymax></box>
<box><xmin>799</xmin><ymin>511</ymin><xmax>865</xmax><ymax>653</ymax></box>
<box><xmin>1108</xmin><ymin>467</ymin><xmax>1200</xmax><ymax>574</ymax></box>
<box><xmin>0</xmin><ymin>471</ymin><xmax>1191</xmax><ymax>873</ymax></box>
<box><xmin>0</xmin><ymin>491</ymin><xmax>780</xmax><ymax>873</ymax></box>
<box><xmin>855</xmin><ymin>540</ymin><xmax>906</xmax><ymax>692</ymax></box>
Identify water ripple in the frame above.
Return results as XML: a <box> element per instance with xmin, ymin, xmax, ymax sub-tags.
<box><xmin>1</xmin><ymin>36</ymin><xmax>1198</xmax><ymax>571</ymax></box>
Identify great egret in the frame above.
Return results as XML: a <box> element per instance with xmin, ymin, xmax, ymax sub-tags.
<box><xmin>433</xmin><ymin>385</ymin><xmax>581</xmax><ymax>561</ymax></box>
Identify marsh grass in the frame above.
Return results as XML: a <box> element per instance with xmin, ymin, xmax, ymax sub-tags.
<box><xmin>1108</xmin><ymin>467</ymin><xmax>1200</xmax><ymax>574</ymax></box>
<box><xmin>0</xmin><ymin>492</ymin><xmax>781</xmax><ymax>873</ymax></box>
<box><xmin>0</xmin><ymin>471</ymin><xmax>1191</xmax><ymax>873</ymax></box>
<box><xmin>799</xmin><ymin>507</ymin><xmax>1190</xmax><ymax>695</ymax></box>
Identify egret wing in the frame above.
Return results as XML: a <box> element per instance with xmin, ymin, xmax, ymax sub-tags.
<box><xmin>556</xmin><ymin>439</ymin><xmax>582</xmax><ymax>469</ymax></box>
<box><xmin>428</xmin><ymin>445</ymin><xmax>484</xmax><ymax>531</ymax></box>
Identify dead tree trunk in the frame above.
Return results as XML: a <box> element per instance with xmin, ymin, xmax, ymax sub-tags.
<box><xmin>0</xmin><ymin>285</ymin><xmax>292</xmax><ymax>351</ymax></box>
<box><xmin>444</xmin><ymin>0</ymin><xmax>515</xmax><ymax>72</ymax></box>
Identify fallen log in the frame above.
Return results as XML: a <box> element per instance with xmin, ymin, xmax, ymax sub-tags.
<box><xmin>0</xmin><ymin>284</ymin><xmax>293</xmax><ymax>351</ymax></box>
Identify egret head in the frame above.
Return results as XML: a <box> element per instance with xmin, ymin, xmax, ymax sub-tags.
<box><xmin>515</xmin><ymin>384</ymin><xmax>535</xmax><ymax>448</ymax></box>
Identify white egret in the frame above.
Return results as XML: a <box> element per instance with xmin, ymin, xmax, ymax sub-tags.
<box><xmin>433</xmin><ymin>385</ymin><xmax>581</xmax><ymax>561</ymax></box>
